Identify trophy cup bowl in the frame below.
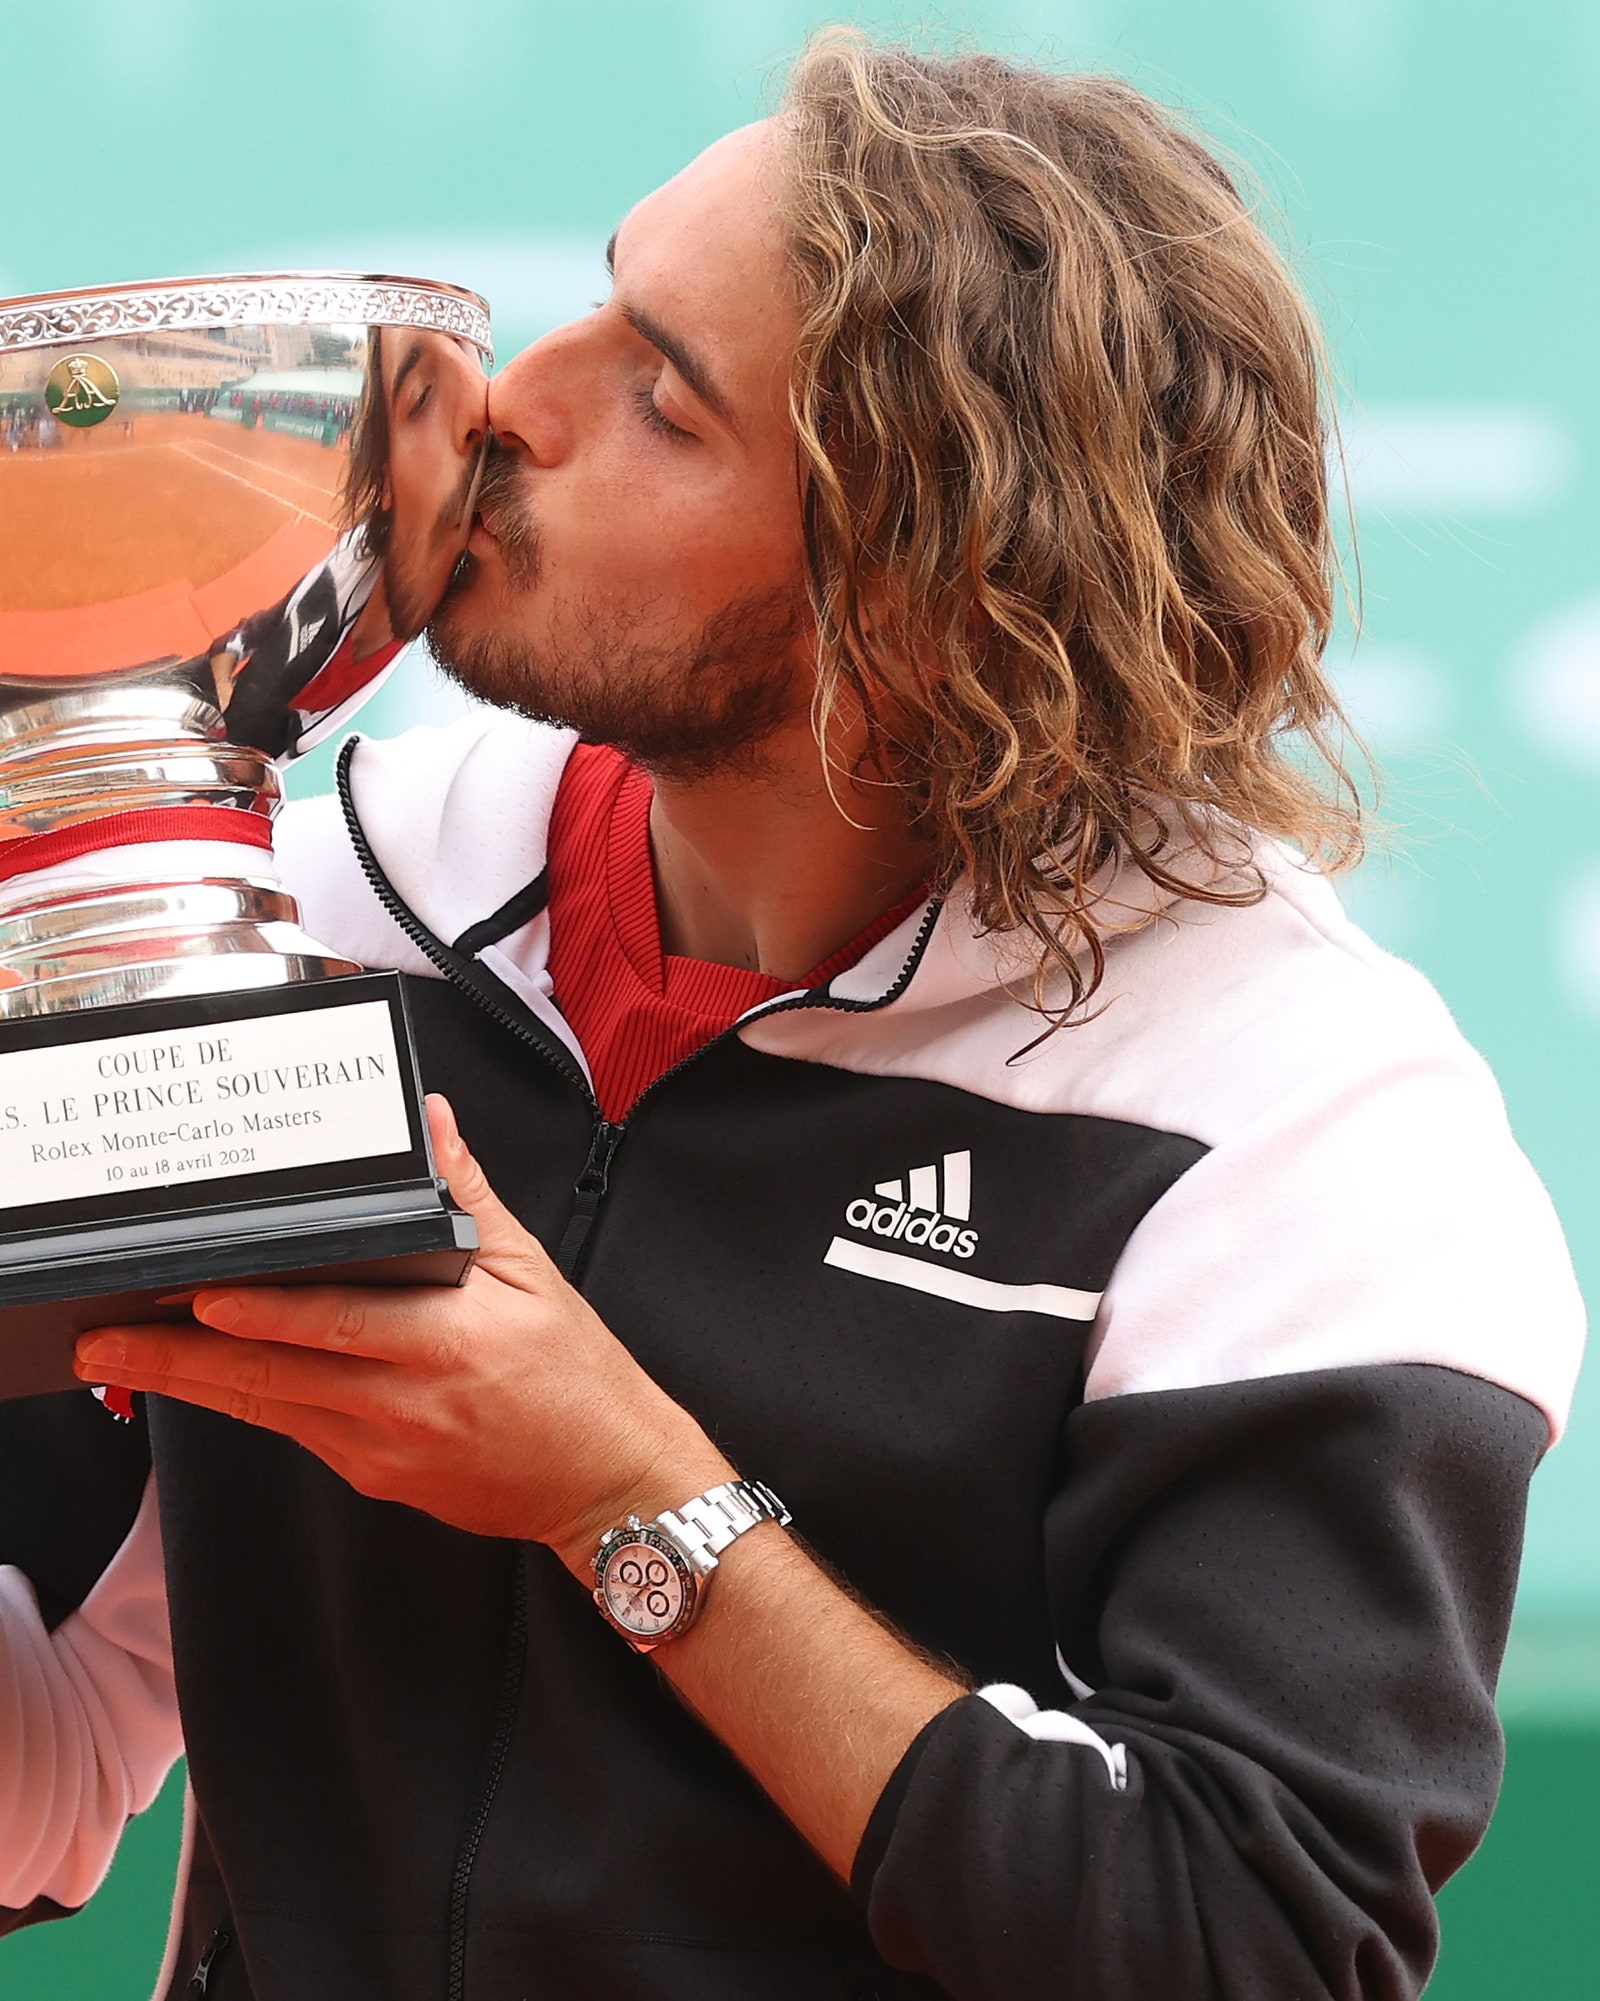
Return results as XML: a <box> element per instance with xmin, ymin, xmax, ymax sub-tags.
<box><xmin>0</xmin><ymin>272</ymin><xmax>494</xmax><ymax>1397</ymax></box>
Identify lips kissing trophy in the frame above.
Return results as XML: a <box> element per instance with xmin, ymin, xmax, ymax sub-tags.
<box><xmin>0</xmin><ymin>273</ymin><xmax>493</xmax><ymax>1398</ymax></box>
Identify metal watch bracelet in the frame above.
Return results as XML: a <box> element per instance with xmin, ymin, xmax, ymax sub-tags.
<box><xmin>655</xmin><ymin>1478</ymin><xmax>793</xmax><ymax>1572</ymax></box>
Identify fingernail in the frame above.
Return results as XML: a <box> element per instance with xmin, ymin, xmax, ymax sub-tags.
<box><xmin>196</xmin><ymin>1293</ymin><xmax>242</xmax><ymax>1331</ymax></box>
<box><xmin>77</xmin><ymin>1335</ymin><xmax>125</xmax><ymax>1369</ymax></box>
<box><xmin>153</xmin><ymin>1290</ymin><xmax>199</xmax><ymax>1308</ymax></box>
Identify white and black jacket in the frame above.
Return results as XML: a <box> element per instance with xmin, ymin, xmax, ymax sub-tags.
<box><xmin>0</xmin><ymin>713</ymin><xmax>1585</xmax><ymax>2001</ymax></box>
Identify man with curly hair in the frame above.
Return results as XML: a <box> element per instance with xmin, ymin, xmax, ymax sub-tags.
<box><xmin>3</xmin><ymin>32</ymin><xmax>1582</xmax><ymax>2001</ymax></box>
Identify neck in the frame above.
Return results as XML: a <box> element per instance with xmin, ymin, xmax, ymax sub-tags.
<box><xmin>646</xmin><ymin>722</ymin><xmax>932</xmax><ymax>983</ymax></box>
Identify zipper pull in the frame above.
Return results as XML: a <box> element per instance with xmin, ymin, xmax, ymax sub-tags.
<box><xmin>579</xmin><ymin>1118</ymin><xmax>625</xmax><ymax>1195</ymax></box>
<box><xmin>555</xmin><ymin>1119</ymin><xmax>624</xmax><ymax>1278</ymax></box>
<box><xmin>188</xmin><ymin>1927</ymin><xmax>232</xmax><ymax>1994</ymax></box>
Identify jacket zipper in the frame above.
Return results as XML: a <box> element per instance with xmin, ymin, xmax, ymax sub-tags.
<box><xmin>554</xmin><ymin>1117</ymin><xmax>627</xmax><ymax>1280</ymax></box>
<box><xmin>188</xmin><ymin>1927</ymin><xmax>231</xmax><ymax>1994</ymax></box>
<box><xmin>445</xmin><ymin>1559</ymin><xmax>530</xmax><ymax>2001</ymax></box>
<box><xmin>335</xmin><ymin>735</ymin><xmax>942</xmax><ymax>1997</ymax></box>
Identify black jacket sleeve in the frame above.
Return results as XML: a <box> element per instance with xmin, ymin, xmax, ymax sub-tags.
<box><xmin>852</xmin><ymin>1362</ymin><xmax>1546</xmax><ymax>2001</ymax></box>
<box><xmin>0</xmin><ymin>1388</ymin><xmax>151</xmax><ymax>1633</ymax></box>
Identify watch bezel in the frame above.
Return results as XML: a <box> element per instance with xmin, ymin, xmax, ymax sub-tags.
<box><xmin>592</xmin><ymin>1520</ymin><xmax>702</xmax><ymax>1653</ymax></box>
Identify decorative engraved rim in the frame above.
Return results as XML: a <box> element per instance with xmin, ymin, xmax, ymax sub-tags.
<box><xmin>0</xmin><ymin>271</ymin><xmax>492</xmax><ymax>359</ymax></box>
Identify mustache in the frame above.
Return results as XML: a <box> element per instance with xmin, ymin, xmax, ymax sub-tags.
<box><xmin>474</xmin><ymin>437</ymin><xmax>542</xmax><ymax>585</ymax></box>
<box><xmin>442</xmin><ymin>444</ymin><xmax>484</xmax><ymax>538</ymax></box>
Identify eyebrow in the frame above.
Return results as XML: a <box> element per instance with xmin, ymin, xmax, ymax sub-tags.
<box><xmin>619</xmin><ymin>302</ymin><xmax>736</xmax><ymax>432</ymax></box>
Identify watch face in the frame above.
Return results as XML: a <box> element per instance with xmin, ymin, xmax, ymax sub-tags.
<box><xmin>599</xmin><ymin>1533</ymin><xmax>690</xmax><ymax>1640</ymax></box>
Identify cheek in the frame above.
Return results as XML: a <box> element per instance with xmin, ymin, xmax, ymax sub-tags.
<box><xmin>545</xmin><ymin>452</ymin><xmax>803</xmax><ymax>606</ymax></box>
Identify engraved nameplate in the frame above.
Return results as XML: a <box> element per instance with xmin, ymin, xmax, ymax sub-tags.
<box><xmin>0</xmin><ymin>997</ymin><xmax>411</xmax><ymax>1208</ymax></box>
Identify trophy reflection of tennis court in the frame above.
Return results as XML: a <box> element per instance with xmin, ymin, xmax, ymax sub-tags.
<box><xmin>0</xmin><ymin>411</ymin><xmax>346</xmax><ymax>675</ymax></box>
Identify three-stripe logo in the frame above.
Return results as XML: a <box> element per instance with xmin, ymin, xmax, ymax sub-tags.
<box><xmin>842</xmin><ymin>1149</ymin><xmax>978</xmax><ymax>1259</ymax></box>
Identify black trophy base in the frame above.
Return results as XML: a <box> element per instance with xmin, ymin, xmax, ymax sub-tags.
<box><xmin>0</xmin><ymin>973</ymin><xmax>478</xmax><ymax>1401</ymax></box>
<box><xmin>0</xmin><ymin>1183</ymin><xmax>476</xmax><ymax>1400</ymax></box>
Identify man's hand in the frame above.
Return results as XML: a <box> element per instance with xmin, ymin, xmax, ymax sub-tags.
<box><xmin>74</xmin><ymin>1096</ymin><xmax>732</xmax><ymax>1563</ymax></box>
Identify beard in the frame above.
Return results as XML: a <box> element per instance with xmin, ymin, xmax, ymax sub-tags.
<box><xmin>427</xmin><ymin>442</ymin><xmax>809</xmax><ymax>782</ymax></box>
<box><xmin>380</xmin><ymin>447</ymin><xmax>485</xmax><ymax>643</ymax></box>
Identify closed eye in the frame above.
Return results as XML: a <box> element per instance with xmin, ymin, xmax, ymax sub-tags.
<box><xmin>633</xmin><ymin>384</ymin><xmax>691</xmax><ymax>442</ymax></box>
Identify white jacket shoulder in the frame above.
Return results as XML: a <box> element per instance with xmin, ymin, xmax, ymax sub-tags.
<box><xmin>273</xmin><ymin>713</ymin><xmax>576</xmax><ymax>972</ymax></box>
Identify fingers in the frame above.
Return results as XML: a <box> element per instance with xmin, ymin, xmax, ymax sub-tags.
<box><xmin>74</xmin><ymin>1321</ymin><xmax>394</xmax><ymax>1421</ymax></box>
<box><xmin>80</xmin><ymin>1352</ymin><xmax>373</xmax><ymax>1490</ymax></box>
<box><xmin>426</xmin><ymin>1093</ymin><xmax>559</xmax><ymax>1286</ymax></box>
<box><xmin>180</xmin><ymin>1278</ymin><xmax>472</xmax><ymax>1366</ymax></box>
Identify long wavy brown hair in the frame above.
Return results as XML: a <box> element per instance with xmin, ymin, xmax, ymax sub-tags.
<box><xmin>781</xmin><ymin>32</ymin><xmax>1359</xmax><ymax>1016</ymax></box>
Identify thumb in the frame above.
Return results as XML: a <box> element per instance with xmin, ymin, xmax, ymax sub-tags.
<box><xmin>426</xmin><ymin>1093</ymin><xmax>556</xmax><ymax>1286</ymax></box>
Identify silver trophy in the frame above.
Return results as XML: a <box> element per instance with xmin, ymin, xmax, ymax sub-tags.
<box><xmin>0</xmin><ymin>273</ymin><xmax>493</xmax><ymax>1396</ymax></box>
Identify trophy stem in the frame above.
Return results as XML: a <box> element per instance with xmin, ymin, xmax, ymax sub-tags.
<box><xmin>0</xmin><ymin>873</ymin><xmax>359</xmax><ymax>1018</ymax></box>
<box><xmin>0</xmin><ymin>690</ymin><xmax>356</xmax><ymax>1018</ymax></box>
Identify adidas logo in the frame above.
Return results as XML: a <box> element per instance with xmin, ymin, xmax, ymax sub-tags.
<box><xmin>843</xmin><ymin>1149</ymin><xmax>978</xmax><ymax>1260</ymax></box>
<box><xmin>827</xmin><ymin>1149</ymin><xmax>1102</xmax><ymax>1323</ymax></box>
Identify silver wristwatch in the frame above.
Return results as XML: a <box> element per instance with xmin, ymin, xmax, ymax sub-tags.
<box><xmin>592</xmin><ymin>1479</ymin><xmax>792</xmax><ymax>1653</ymax></box>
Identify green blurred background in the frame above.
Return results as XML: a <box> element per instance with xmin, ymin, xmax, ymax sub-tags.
<box><xmin>1</xmin><ymin>0</ymin><xmax>1595</xmax><ymax>1992</ymax></box>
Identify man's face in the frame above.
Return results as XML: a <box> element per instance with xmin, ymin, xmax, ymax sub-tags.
<box><xmin>429</xmin><ymin>120</ymin><xmax>813</xmax><ymax>777</ymax></box>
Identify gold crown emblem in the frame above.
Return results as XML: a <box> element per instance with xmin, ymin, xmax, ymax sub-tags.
<box><xmin>44</xmin><ymin>352</ymin><xmax>121</xmax><ymax>428</ymax></box>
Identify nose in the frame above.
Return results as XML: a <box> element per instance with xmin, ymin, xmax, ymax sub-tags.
<box><xmin>487</xmin><ymin>322</ymin><xmax>585</xmax><ymax>467</ymax></box>
<box><xmin>441</xmin><ymin>342</ymin><xmax>489</xmax><ymax>461</ymax></box>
